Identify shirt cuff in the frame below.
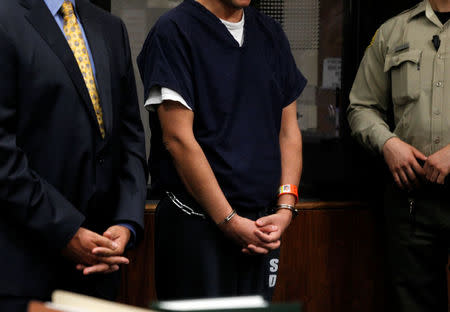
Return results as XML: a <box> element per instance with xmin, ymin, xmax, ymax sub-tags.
<box><xmin>117</xmin><ymin>222</ymin><xmax>136</xmax><ymax>249</ymax></box>
<box><xmin>372</xmin><ymin>127</ymin><xmax>397</xmax><ymax>154</ymax></box>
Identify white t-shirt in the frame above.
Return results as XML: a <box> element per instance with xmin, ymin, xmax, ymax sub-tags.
<box><xmin>144</xmin><ymin>13</ymin><xmax>245</xmax><ymax>111</ymax></box>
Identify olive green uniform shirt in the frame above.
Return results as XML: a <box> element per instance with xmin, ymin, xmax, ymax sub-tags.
<box><xmin>348</xmin><ymin>0</ymin><xmax>450</xmax><ymax>156</ymax></box>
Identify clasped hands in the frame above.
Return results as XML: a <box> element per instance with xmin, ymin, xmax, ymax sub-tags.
<box><xmin>220</xmin><ymin>209</ymin><xmax>293</xmax><ymax>255</ymax></box>
<box><xmin>62</xmin><ymin>225</ymin><xmax>131</xmax><ymax>276</ymax></box>
<box><xmin>383</xmin><ymin>137</ymin><xmax>450</xmax><ymax>190</ymax></box>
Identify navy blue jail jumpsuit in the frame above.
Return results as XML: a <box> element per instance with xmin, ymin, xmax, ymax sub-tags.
<box><xmin>137</xmin><ymin>0</ymin><xmax>307</xmax><ymax>301</ymax></box>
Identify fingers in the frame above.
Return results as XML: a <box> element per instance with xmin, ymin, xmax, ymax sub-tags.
<box><xmin>76</xmin><ymin>254</ymin><xmax>129</xmax><ymax>267</ymax></box>
<box><xmin>106</xmin><ymin>265</ymin><xmax>120</xmax><ymax>274</ymax></box>
<box><xmin>385</xmin><ymin>142</ymin><xmax>428</xmax><ymax>190</ymax></box>
<box><xmin>398</xmin><ymin>169</ymin><xmax>411</xmax><ymax>190</ymax></box>
<box><xmin>412</xmin><ymin>147</ymin><xmax>427</xmax><ymax>161</ymax></box>
<box><xmin>246</xmin><ymin>244</ymin><xmax>269</xmax><ymax>255</ymax></box>
<box><xmin>246</xmin><ymin>240</ymin><xmax>281</xmax><ymax>254</ymax></box>
<box><xmin>255</xmin><ymin>216</ymin><xmax>273</xmax><ymax>228</ymax></box>
<box><xmin>405</xmin><ymin>166</ymin><xmax>420</xmax><ymax>188</ymax></box>
<box><xmin>82</xmin><ymin>254</ymin><xmax>102</xmax><ymax>266</ymax></box>
<box><xmin>392</xmin><ymin>171</ymin><xmax>403</xmax><ymax>189</ymax></box>
<box><xmin>98</xmin><ymin>256</ymin><xmax>129</xmax><ymax>266</ymax></box>
<box><xmin>424</xmin><ymin>164</ymin><xmax>436</xmax><ymax>182</ymax></box>
<box><xmin>248</xmin><ymin>239</ymin><xmax>281</xmax><ymax>252</ymax></box>
<box><xmin>436</xmin><ymin>172</ymin><xmax>446</xmax><ymax>184</ymax></box>
<box><xmin>393</xmin><ymin>163</ymin><xmax>422</xmax><ymax>190</ymax></box>
<box><xmin>84</xmin><ymin>263</ymin><xmax>120</xmax><ymax>275</ymax></box>
<box><xmin>76</xmin><ymin>264</ymin><xmax>86</xmax><ymax>271</ymax></box>
<box><xmin>76</xmin><ymin>263</ymin><xmax>120</xmax><ymax>275</ymax></box>
<box><xmin>93</xmin><ymin>234</ymin><xmax>118</xmax><ymax>251</ymax></box>
<box><xmin>429</xmin><ymin>168</ymin><xmax>439</xmax><ymax>183</ymax></box>
<box><xmin>424</xmin><ymin>159</ymin><xmax>447</xmax><ymax>184</ymax></box>
<box><xmin>103</xmin><ymin>231</ymin><xmax>115</xmax><ymax>240</ymax></box>
<box><xmin>84</xmin><ymin>263</ymin><xmax>110</xmax><ymax>275</ymax></box>
<box><xmin>103</xmin><ymin>225</ymin><xmax>124</xmax><ymax>240</ymax></box>
<box><xmin>263</xmin><ymin>240</ymin><xmax>281</xmax><ymax>250</ymax></box>
<box><xmin>255</xmin><ymin>229</ymin><xmax>281</xmax><ymax>243</ymax></box>
<box><xmin>411</xmin><ymin>159</ymin><xmax>425</xmax><ymax>177</ymax></box>
<box><xmin>423</xmin><ymin>161</ymin><xmax>432</xmax><ymax>182</ymax></box>
<box><xmin>257</xmin><ymin>225</ymin><xmax>278</xmax><ymax>234</ymax></box>
<box><xmin>92</xmin><ymin>247</ymin><xmax>121</xmax><ymax>257</ymax></box>
<box><xmin>94</xmin><ymin>227</ymin><xmax>128</xmax><ymax>256</ymax></box>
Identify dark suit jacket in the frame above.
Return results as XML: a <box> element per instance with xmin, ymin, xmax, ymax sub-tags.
<box><xmin>0</xmin><ymin>0</ymin><xmax>147</xmax><ymax>299</ymax></box>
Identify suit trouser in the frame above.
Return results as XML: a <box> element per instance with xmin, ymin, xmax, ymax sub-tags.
<box><xmin>56</xmin><ymin>267</ymin><xmax>121</xmax><ymax>301</ymax></box>
<box><xmin>0</xmin><ymin>263</ymin><xmax>120</xmax><ymax>312</ymax></box>
<box><xmin>154</xmin><ymin>192</ymin><xmax>280</xmax><ymax>301</ymax></box>
<box><xmin>384</xmin><ymin>183</ymin><xmax>450</xmax><ymax>312</ymax></box>
<box><xmin>0</xmin><ymin>296</ymin><xmax>33</xmax><ymax>312</ymax></box>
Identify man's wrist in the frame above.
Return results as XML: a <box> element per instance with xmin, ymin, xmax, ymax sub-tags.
<box><xmin>116</xmin><ymin>223</ymin><xmax>135</xmax><ymax>248</ymax></box>
<box><xmin>216</xmin><ymin>209</ymin><xmax>237</xmax><ymax>226</ymax></box>
<box><xmin>218</xmin><ymin>212</ymin><xmax>240</xmax><ymax>231</ymax></box>
<box><xmin>277</xmin><ymin>193</ymin><xmax>296</xmax><ymax>206</ymax></box>
<box><xmin>380</xmin><ymin>135</ymin><xmax>398</xmax><ymax>155</ymax></box>
<box><xmin>275</xmin><ymin>204</ymin><xmax>297</xmax><ymax>219</ymax></box>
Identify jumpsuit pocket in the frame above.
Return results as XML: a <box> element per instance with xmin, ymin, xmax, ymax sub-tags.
<box><xmin>384</xmin><ymin>49</ymin><xmax>422</xmax><ymax>106</ymax></box>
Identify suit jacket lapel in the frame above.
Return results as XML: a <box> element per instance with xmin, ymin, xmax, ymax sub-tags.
<box><xmin>77</xmin><ymin>0</ymin><xmax>113</xmax><ymax>143</ymax></box>
<box><xmin>21</xmin><ymin>0</ymin><xmax>104</xmax><ymax>138</ymax></box>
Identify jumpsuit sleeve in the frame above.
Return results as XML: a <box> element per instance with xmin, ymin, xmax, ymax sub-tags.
<box><xmin>137</xmin><ymin>19</ymin><xmax>195</xmax><ymax>111</ymax></box>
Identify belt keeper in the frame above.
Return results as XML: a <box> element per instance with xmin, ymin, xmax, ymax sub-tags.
<box><xmin>217</xmin><ymin>209</ymin><xmax>237</xmax><ymax>225</ymax></box>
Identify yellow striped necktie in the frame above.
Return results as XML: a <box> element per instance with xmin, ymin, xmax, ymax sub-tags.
<box><xmin>60</xmin><ymin>1</ymin><xmax>105</xmax><ymax>138</ymax></box>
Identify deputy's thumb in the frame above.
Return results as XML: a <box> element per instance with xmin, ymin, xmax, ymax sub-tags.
<box><xmin>412</xmin><ymin>147</ymin><xmax>427</xmax><ymax>161</ymax></box>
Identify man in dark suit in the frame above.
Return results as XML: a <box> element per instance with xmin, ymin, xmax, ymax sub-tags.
<box><xmin>0</xmin><ymin>0</ymin><xmax>147</xmax><ymax>310</ymax></box>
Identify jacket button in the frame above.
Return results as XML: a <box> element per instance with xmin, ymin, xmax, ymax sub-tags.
<box><xmin>98</xmin><ymin>158</ymin><xmax>104</xmax><ymax>164</ymax></box>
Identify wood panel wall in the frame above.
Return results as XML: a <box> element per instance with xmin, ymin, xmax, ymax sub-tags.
<box><xmin>117</xmin><ymin>202</ymin><xmax>448</xmax><ymax>311</ymax></box>
<box><xmin>118</xmin><ymin>213</ymin><xmax>157</xmax><ymax>305</ymax></box>
<box><xmin>272</xmin><ymin>207</ymin><xmax>384</xmax><ymax>311</ymax></box>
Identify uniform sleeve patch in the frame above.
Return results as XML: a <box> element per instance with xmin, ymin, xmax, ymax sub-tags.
<box><xmin>368</xmin><ymin>29</ymin><xmax>379</xmax><ymax>48</ymax></box>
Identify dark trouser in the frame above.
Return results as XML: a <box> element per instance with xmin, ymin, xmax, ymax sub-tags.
<box><xmin>0</xmin><ymin>265</ymin><xmax>120</xmax><ymax>312</ymax></box>
<box><xmin>155</xmin><ymin>192</ymin><xmax>280</xmax><ymax>301</ymax></box>
<box><xmin>384</xmin><ymin>183</ymin><xmax>450</xmax><ymax>312</ymax></box>
<box><xmin>56</xmin><ymin>267</ymin><xmax>121</xmax><ymax>301</ymax></box>
<box><xmin>0</xmin><ymin>297</ymin><xmax>33</xmax><ymax>312</ymax></box>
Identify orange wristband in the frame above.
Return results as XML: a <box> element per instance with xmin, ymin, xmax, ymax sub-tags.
<box><xmin>278</xmin><ymin>184</ymin><xmax>299</xmax><ymax>203</ymax></box>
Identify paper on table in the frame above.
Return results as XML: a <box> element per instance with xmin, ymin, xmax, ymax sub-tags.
<box><xmin>52</xmin><ymin>290</ymin><xmax>154</xmax><ymax>312</ymax></box>
<box><xmin>156</xmin><ymin>296</ymin><xmax>268</xmax><ymax>311</ymax></box>
<box><xmin>45</xmin><ymin>302</ymin><xmax>89</xmax><ymax>312</ymax></box>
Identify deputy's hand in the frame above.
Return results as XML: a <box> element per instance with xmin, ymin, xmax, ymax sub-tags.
<box><xmin>423</xmin><ymin>144</ymin><xmax>450</xmax><ymax>184</ymax></box>
<box><xmin>382</xmin><ymin>137</ymin><xmax>426</xmax><ymax>190</ymax></box>
<box><xmin>220</xmin><ymin>214</ymin><xmax>280</xmax><ymax>255</ymax></box>
<box><xmin>63</xmin><ymin>227</ymin><xmax>129</xmax><ymax>274</ymax></box>
<box><xmin>76</xmin><ymin>225</ymin><xmax>131</xmax><ymax>275</ymax></box>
